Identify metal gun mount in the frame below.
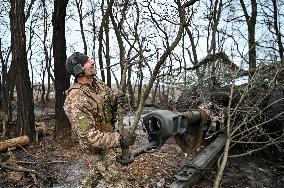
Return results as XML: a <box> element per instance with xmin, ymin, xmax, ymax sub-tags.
<box><xmin>117</xmin><ymin>109</ymin><xmax>208</xmax><ymax>165</ymax></box>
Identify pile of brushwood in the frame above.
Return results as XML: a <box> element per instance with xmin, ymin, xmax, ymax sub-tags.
<box><xmin>175</xmin><ymin>64</ymin><xmax>284</xmax><ymax>156</ymax></box>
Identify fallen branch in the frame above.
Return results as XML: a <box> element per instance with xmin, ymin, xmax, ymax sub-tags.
<box><xmin>0</xmin><ymin>162</ymin><xmax>47</xmax><ymax>182</ymax></box>
<box><xmin>229</xmin><ymin>140</ymin><xmax>284</xmax><ymax>158</ymax></box>
<box><xmin>17</xmin><ymin>144</ymin><xmax>37</xmax><ymax>158</ymax></box>
<box><xmin>17</xmin><ymin>160</ymin><xmax>67</xmax><ymax>165</ymax></box>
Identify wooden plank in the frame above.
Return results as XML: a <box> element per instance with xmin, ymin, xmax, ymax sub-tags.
<box><xmin>170</xmin><ymin>134</ymin><xmax>226</xmax><ymax>188</ymax></box>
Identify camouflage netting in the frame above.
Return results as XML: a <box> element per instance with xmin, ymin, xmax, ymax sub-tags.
<box><xmin>175</xmin><ymin>68</ymin><xmax>284</xmax><ymax>153</ymax></box>
<box><xmin>175</xmin><ymin>85</ymin><xmax>202</xmax><ymax>112</ymax></box>
<box><xmin>263</xmin><ymin>89</ymin><xmax>284</xmax><ymax>136</ymax></box>
<box><xmin>174</xmin><ymin>84</ymin><xmax>229</xmax><ymax>144</ymax></box>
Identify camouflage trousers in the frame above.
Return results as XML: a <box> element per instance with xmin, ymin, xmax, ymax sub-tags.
<box><xmin>81</xmin><ymin>150</ymin><xmax>127</xmax><ymax>188</ymax></box>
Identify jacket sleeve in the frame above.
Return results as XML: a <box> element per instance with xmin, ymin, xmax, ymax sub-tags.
<box><xmin>64</xmin><ymin>89</ymin><xmax>121</xmax><ymax>150</ymax></box>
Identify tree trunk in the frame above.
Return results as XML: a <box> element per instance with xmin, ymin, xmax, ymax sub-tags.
<box><xmin>127</xmin><ymin>65</ymin><xmax>135</xmax><ymax>107</ymax></box>
<box><xmin>272</xmin><ymin>0</ymin><xmax>284</xmax><ymax>62</ymax></box>
<box><xmin>53</xmin><ymin>0</ymin><xmax>70</xmax><ymax>137</ymax></box>
<box><xmin>240</xmin><ymin>0</ymin><xmax>257</xmax><ymax>77</ymax></box>
<box><xmin>5</xmin><ymin>62</ymin><xmax>16</xmax><ymax>127</ymax></box>
<box><xmin>151</xmin><ymin>79</ymin><xmax>159</xmax><ymax>104</ymax></box>
<box><xmin>10</xmin><ymin>0</ymin><xmax>35</xmax><ymax>141</ymax></box>
<box><xmin>137</xmin><ymin>63</ymin><xmax>144</xmax><ymax>103</ymax></box>
<box><xmin>104</xmin><ymin>11</ymin><xmax>112</xmax><ymax>88</ymax></box>
<box><xmin>42</xmin><ymin>0</ymin><xmax>51</xmax><ymax>102</ymax></box>
<box><xmin>209</xmin><ymin>0</ymin><xmax>223</xmax><ymax>54</ymax></box>
<box><xmin>46</xmin><ymin>47</ymin><xmax>54</xmax><ymax>102</ymax></box>
<box><xmin>98</xmin><ymin>0</ymin><xmax>106</xmax><ymax>83</ymax></box>
<box><xmin>41</xmin><ymin>70</ymin><xmax>46</xmax><ymax>106</ymax></box>
<box><xmin>0</xmin><ymin>39</ymin><xmax>10</xmax><ymax>138</ymax></box>
<box><xmin>98</xmin><ymin>0</ymin><xmax>114</xmax><ymax>83</ymax></box>
<box><xmin>75</xmin><ymin>0</ymin><xmax>87</xmax><ymax>55</ymax></box>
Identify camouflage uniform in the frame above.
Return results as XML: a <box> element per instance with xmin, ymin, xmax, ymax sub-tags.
<box><xmin>64</xmin><ymin>79</ymin><xmax>126</xmax><ymax>188</ymax></box>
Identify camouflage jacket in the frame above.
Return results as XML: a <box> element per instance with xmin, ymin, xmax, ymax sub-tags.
<box><xmin>64</xmin><ymin>79</ymin><xmax>120</xmax><ymax>151</ymax></box>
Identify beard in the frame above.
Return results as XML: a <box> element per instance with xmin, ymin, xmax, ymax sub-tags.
<box><xmin>84</xmin><ymin>69</ymin><xmax>96</xmax><ymax>77</ymax></box>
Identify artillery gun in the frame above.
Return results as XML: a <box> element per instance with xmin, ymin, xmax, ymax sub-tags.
<box><xmin>117</xmin><ymin>108</ymin><xmax>226</xmax><ymax>187</ymax></box>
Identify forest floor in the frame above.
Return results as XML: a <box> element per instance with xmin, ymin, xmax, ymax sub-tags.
<box><xmin>0</xmin><ymin>106</ymin><xmax>284</xmax><ymax>188</ymax></box>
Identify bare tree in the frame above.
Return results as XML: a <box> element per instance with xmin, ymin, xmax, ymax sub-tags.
<box><xmin>207</xmin><ymin>0</ymin><xmax>223</xmax><ymax>54</ymax></box>
<box><xmin>10</xmin><ymin>0</ymin><xmax>35</xmax><ymax>140</ymax></box>
<box><xmin>26</xmin><ymin>18</ymin><xmax>36</xmax><ymax>87</ymax></box>
<box><xmin>52</xmin><ymin>0</ymin><xmax>70</xmax><ymax>137</ymax></box>
<box><xmin>97</xmin><ymin>0</ymin><xmax>114</xmax><ymax>84</ymax></box>
<box><xmin>127</xmin><ymin>0</ymin><xmax>199</xmax><ymax>157</ymax></box>
<box><xmin>240</xmin><ymin>0</ymin><xmax>257</xmax><ymax>75</ymax></box>
<box><xmin>204</xmin><ymin>0</ymin><xmax>224</xmax><ymax>90</ymax></box>
<box><xmin>0</xmin><ymin>39</ymin><xmax>12</xmax><ymax>138</ymax></box>
<box><xmin>271</xmin><ymin>0</ymin><xmax>284</xmax><ymax>62</ymax></box>
<box><xmin>262</xmin><ymin>0</ymin><xmax>284</xmax><ymax>62</ymax></box>
<box><xmin>42</xmin><ymin>0</ymin><xmax>54</xmax><ymax>103</ymax></box>
<box><xmin>74</xmin><ymin>0</ymin><xmax>88</xmax><ymax>55</ymax></box>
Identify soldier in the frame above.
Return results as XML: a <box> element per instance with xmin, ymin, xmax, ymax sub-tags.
<box><xmin>64</xmin><ymin>52</ymin><xmax>136</xmax><ymax>188</ymax></box>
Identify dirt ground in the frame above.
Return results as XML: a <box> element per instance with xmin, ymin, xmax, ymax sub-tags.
<box><xmin>0</xmin><ymin>111</ymin><xmax>283</xmax><ymax>188</ymax></box>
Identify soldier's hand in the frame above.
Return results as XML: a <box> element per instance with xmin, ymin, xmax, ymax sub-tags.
<box><xmin>120</xmin><ymin>131</ymin><xmax>137</xmax><ymax>147</ymax></box>
<box><xmin>114</xmin><ymin>93</ymin><xmax>126</xmax><ymax>108</ymax></box>
<box><xmin>116</xmin><ymin>93</ymin><xmax>126</xmax><ymax>106</ymax></box>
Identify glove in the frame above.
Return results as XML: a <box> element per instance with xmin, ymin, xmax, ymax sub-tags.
<box><xmin>113</xmin><ymin>93</ymin><xmax>126</xmax><ymax>110</ymax></box>
<box><xmin>116</xmin><ymin>93</ymin><xmax>126</xmax><ymax>106</ymax></box>
<box><xmin>120</xmin><ymin>131</ymin><xmax>137</xmax><ymax>147</ymax></box>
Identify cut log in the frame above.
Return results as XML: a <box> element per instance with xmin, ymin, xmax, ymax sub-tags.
<box><xmin>0</xmin><ymin>135</ymin><xmax>29</xmax><ymax>152</ymax></box>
